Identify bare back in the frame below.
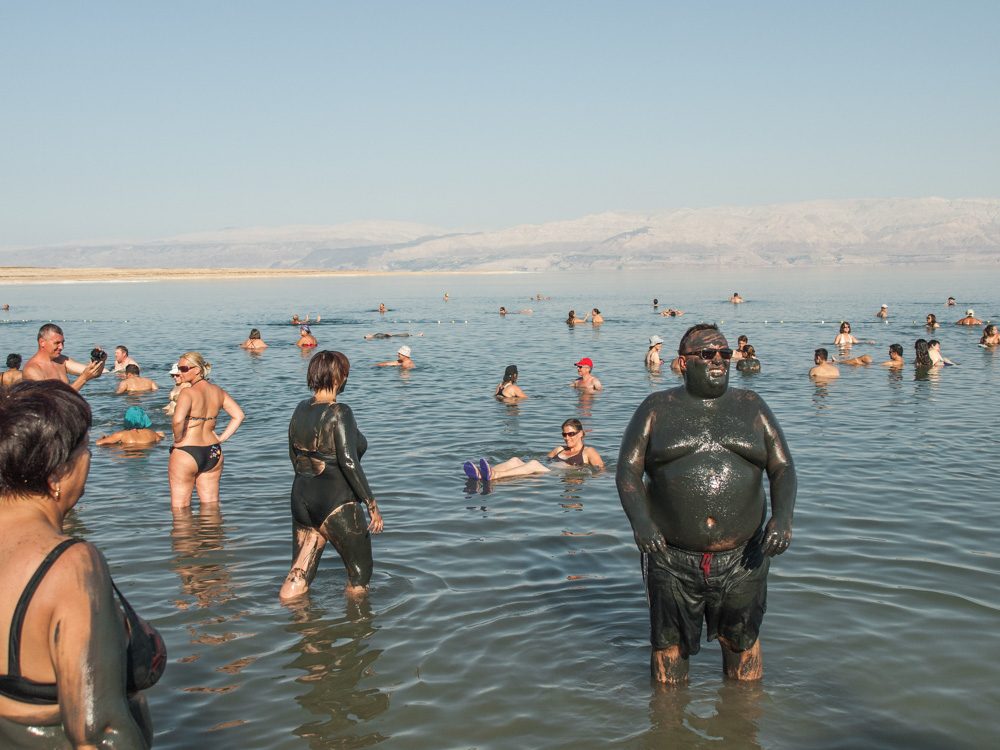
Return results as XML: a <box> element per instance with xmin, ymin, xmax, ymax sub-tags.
<box><xmin>173</xmin><ymin>380</ymin><xmax>227</xmax><ymax>446</ymax></box>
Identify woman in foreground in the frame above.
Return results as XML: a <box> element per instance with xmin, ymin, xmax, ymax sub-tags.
<box><xmin>168</xmin><ymin>352</ymin><xmax>244</xmax><ymax>509</ymax></box>
<box><xmin>0</xmin><ymin>381</ymin><xmax>164</xmax><ymax>749</ymax></box>
<box><xmin>464</xmin><ymin>418</ymin><xmax>604</xmax><ymax>480</ymax></box>
<box><xmin>281</xmin><ymin>351</ymin><xmax>383</xmax><ymax>600</ymax></box>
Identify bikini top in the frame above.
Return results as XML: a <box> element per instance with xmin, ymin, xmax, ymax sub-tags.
<box><xmin>553</xmin><ymin>450</ymin><xmax>586</xmax><ymax>467</ymax></box>
<box><xmin>0</xmin><ymin>539</ymin><xmax>167</xmax><ymax>705</ymax></box>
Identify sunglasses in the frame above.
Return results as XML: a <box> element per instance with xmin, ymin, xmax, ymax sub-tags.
<box><xmin>562</xmin><ymin>430</ymin><xmax>580</xmax><ymax>437</ymax></box>
<box><xmin>684</xmin><ymin>348</ymin><xmax>734</xmax><ymax>361</ymax></box>
<box><xmin>176</xmin><ymin>365</ymin><xmax>197</xmax><ymax>373</ymax></box>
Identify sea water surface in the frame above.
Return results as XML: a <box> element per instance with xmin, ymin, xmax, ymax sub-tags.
<box><xmin>1</xmin><ymin>267</ymin><xmax>997</xmax><ymax>749</ymax></box>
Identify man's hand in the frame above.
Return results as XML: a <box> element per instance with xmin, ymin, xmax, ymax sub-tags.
<box><xmin>633</xmin><ymin>520</ymin><xmax>667</xmax><ymax>553</ymax></box>
<box><xmin>762</xmin><ymin>517</ymin><xmax>792</xmax><ymax>557</ymax></box>
<box><xmin>81</xmin><ymin>359</ymin><xmax>104</xmax><ymax>381</ymax></box>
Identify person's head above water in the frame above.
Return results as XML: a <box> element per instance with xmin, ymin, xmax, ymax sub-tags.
<box><xmin>914</xmin><ymin>339</ymin><xmax>932</xmax><ymax>366</ymax></box>
<box><xmin>502</xmin><ymin>364</ymin><xmax>518</xmax><ymax>383</ymax></box>
<box><xmin>124</xmin><ymin>364</ymin><xmax>140</xmax><ymax>376</ymax></box>
<box><xmin>814</xmin><ymin>348</ymin><xmax>830</xmax><ymax>363</ymax></box>
<box><xmin>839</xmin><ymin>322</ymin><xmax>851</xmax><ymax>333</ymax></box>
<box><xmin>124</xmin><ymin>406</ymin><xmax>153</xmax><ymax>430</ymax></box>
<box><xmin>299</xmin><ymin>325</ymin><xmax>311</xmax><ymax>334</ymax></box>
<box><xmin>249</xmin><ymin>328</ymin><xmax>262</xmax><ymax>340</ymax></box>
<box><xmin>678</xmin><ymin>324</ymin><xmax>731</xmax><ymax>399</ymax></box>
<box><xmin>575</xmin><ymin>357</ymin><xmax>594</xmax><ymax>371</ymax></box>
<box><xmin>6</xmin><ymin>353</ymin><xmax>21</xmax><ymax>369</ymax></box>
<box><xmin>307</xmin><ymin>350</ymin><xmax>350</xmax><ymax>392</ymax></box>
<box><xmin>648</xmin><ymin>335</ymin><xmax>663</xmax><ymax>348</ymax></box>
<box><xmin>397</xmin><ymin>345</ymin><xmax>412</xmax><ymax>359</ymax></box>
<box><xmin>889</xmin><ymin>343</ymin><xmax>904</xmax><ymax>358</ymax></box>
<box><xmin>178</xmin><ymin>351</ymin><xmax>211</xmax><ymax>379</ymax></box>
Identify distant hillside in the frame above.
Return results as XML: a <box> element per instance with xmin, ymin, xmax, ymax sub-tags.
<box><xmin>3</xmin><ymin>198</ymin><xmax>999</xmax><ymax>270</ymax></box>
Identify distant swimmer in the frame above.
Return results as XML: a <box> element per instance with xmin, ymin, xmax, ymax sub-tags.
<box><xmin>240</xmin><ymin>328</ymin><xmax>268</xmax><ymax>351</ymax></box>
<box><xmin>652</xmin><ymin>298</ymin><xmax>659</xmax><ymax>309</ymax></box>
<box><xmin>111</xmin><ymin>345</ymin><xmax>139</xmax><ymax>374</ymax></box>
<box><xmin>927</xmin><ymin>339</ymin><xmax>955</xmax><ymax>366</ymax></box>
<box><xmin>833</xmin><ymin>322</ymin><xmax>859</xmax><ymax>347</ymax></box>
<box><xmin>947</xmin><ymin>296</ymin><xmax>956</xmax><ymax>306</ymax></box>
<box><xmin>443</xmin><ymin>292</ymin><xmax>449</xmax><ymax>301</ymax></box>
<box><xmin>377</xmin><ymin>345</ymin><xmax>415</xmax><ymax>369</ymax></box>
<box><xmin>1</xmin><ymin>353</ymin><xmax>22</xmax><ymax>389</ymax></box>
<box><xmin>499</xmin><ymin>306</ymin><xmax>507</xmax><ymax>316</ymax></box>
<box><xmin>495</xmin><ymin>364</ymin><xmax>527</xmax><ymax>400</ymax></box>
<box><xmin>364</xmin><ymin>332</ymin><xmax>415</xmax><ymax>339</ymax></box>
<box><xmin>163</xmin><ymin>363</ymin><xmax>190</xmax><ymax>416</ymax></box>
<box><xmin>463</xmin><ymin>418</ymin><xmax>604</xmax><ymax>481</ymax></box>
<box><xmin>956</xmin><ymin>309</ymin><xmax>982</xmax><ymax>326</ymax></box>
<box><xmin>378</xmin><ymin>303</ymin><xmax>386</xmax><ymax>313</ymax></box>
<box><xmin>980</xmin><ymin>324</ymin><xmax>999</xmax><ymax>347</ymax></box>
<box><xmin>297</xmin><ymin>325</ymin><xmax>317</xmax><ymax>349</ymax></box>
<box><xmin>590</xmin><ymin>308</ymin><xmax>604</xmax><ymax>325</ymax></box>
<box><xmin>876</xmin><ymin>304</ymin><xmax>888</xmax><ymax>319</ymax></box>
<box><xmin>1</xmin><ymin>303</ymin><xmax>8</xmax><ymax>311</ymax></box>
<box><xmin>646</xmin><ymin>335</ymin><xmax>664</xmax><ymax>368</ymax></box>
<box><xmin>115</xmin><ymin>364</ymin><xmax>159</xmax><ymax>393</ymax></box>
<box><xmin>735</xmin><ymin>345</ymin><xmax>761</xmax><ymax>372</ymax></box>
<box><xmin>567</xmin><ymin>309</ymin><xmax>588</xmax><ymax>325</ymax></box>
<box><xmin>838</xmin><ymin>354</ymin><xmax>873</xmax><ymax>366</ymax></box>
<box><xmin>731</xmin><ymin>335</ymin><xmax>749</xmax><ymax>360</ymax></box>
<box><xmin>914</xmin><ymin>339</ymin><xmax>933</xmax><ymax>368</ymax></box>
<box><xmin>660</xmin><ymin>308</ymin><xmax>684</xmax><ymax>317</ymax></box>
<box><xmin>96</xmin><ymin>406</ymin><xmax>164</xmax><ymax>446</ymax></box>
<box><xmin>809</xmin><ymin>348</ymin><xmax>840</xmax><ymax>379</ymax></box>
<box><xmin>881</xmin><ymin>344</ymin><xmax>905</xmax><ymax>368</ymax></box>
<box><xmin>571</xmin><ymin>357</ymin><xmax>602</xmax><ymax>390</ymax></box>
<box><xmin>22</xmin><ymin>323</ymin><xmax>104</xmax><ymax>392</ymax></box>
<box><xmin>730</xmin><ymin>292</ymin><xmax>744</xmax><ymax>303</ymax></box>
<box><xmin>291</xmin><ymin>314</ymin><xmax>310</xmax><ymax>325</ymax></box>
<box><xmin>925</xmin><ymin>313</ymin><xmax>941</xmax><ymax>329</ymax></box>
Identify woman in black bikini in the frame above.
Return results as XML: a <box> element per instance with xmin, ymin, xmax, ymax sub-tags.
<box><xmin>495</xmin><ymin>364</ymin><xmax>527</xmax><ymax>400</ymax></box>
<box><xmin>168</xmin><ymin>351</ymin><xmax>245</xmax><ymax>509</ymax></box>
<box><xmin>0</xmin><ymin>381</ymin><xmax>165</xmax><ymax>748</ymax></box>
<box><xmin>280</xmin><ymin>351</ymin><xmax>383</xmax><ymax>600</ymax></box>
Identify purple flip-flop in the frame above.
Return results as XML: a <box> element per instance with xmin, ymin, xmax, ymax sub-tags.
<box><xmin>463</xmin><ymin>461</ymin><xmax>480</xmax><ymax>480</ymax></box>
<box><xmin>478</xmin><ymin>458</ymin><xmax>492</xmax><ymax>481</ymax></box>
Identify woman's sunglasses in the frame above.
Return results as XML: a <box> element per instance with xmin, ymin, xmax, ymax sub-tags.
<box><xmin>562</xmin><ymin>430</ymin><xmax>580</xmax><ymax>437</ymax></box>
<box><xmin>176</xmin><ymin>365</ymin><xmax>197</xmax><ymax>373</ymax></box>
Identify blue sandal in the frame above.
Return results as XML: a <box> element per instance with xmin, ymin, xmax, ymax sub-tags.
<box><xmin>478</xmin><ymin>458</ymin><xmax>492</xmax><ymax>481</ymax></box>
<box><xmin>463</xmin><ymin>461</ymin><xmax>480</xmax><ymax>480</ymax></box>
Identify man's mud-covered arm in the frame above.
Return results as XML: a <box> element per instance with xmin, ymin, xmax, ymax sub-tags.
<box><xmin>759</xmin><ymin>401</ymin><xmax>797</xmax><ymax>556</ymax></box>
<box><xmin>616</xmin><ymin>400</ymin><xmax>665</xmax><ymax>552</ymax></box>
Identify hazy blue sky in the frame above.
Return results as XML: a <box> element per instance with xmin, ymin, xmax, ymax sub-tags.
<box><xmin>2</xmin><ymin>1</ymin><xmax>998</xmax><ymax>246</ymax></box>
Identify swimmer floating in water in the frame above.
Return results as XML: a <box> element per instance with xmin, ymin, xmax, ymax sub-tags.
<box><xmin>96</xmin><ymin>406</ymin><xmax>165</xmax><ymax>446</ymax></box>
<box><xmin>462</xmin><ymin>419</ymin><xmax>603</xmax><ymax>481</ymax></box>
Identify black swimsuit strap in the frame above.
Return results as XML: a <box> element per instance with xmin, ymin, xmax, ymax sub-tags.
<box><xmin>7</xmin><ymin>538</ymin><xmax>84</xmax><ymax>676</ymax></box>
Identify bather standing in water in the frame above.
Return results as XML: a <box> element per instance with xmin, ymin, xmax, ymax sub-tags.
<box><xmin>168</xmin><ymin>352</ymin><xmax>245</xmax><ymax>509</ymax></box>
<box><xmin>616</xmin><ymin>323</ymin><xmax>795</xmax><ymax>684</ymax></box>
<box><xmin>240</xmin><ymin>328</ymin><xmax>268</xmax><ymax>350</ymax></box>
<box><xmin>495</xmin><ymin>364</ymin><xmax>527</xmax><ymax>400</ymax></box>
<box><xmin>281</xmin><ymin>350</ymin><xmax>383</xmax><ymax>600</ymax></box>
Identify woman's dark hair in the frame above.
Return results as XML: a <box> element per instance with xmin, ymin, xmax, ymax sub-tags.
<box><xmin>889</xmin><ymin>343</ymin><xmax>904</xmax><ymax>357</ymax></box>
<box><xmin>249</xmin><ymin>328</ymin><xmax>261</xmax><ymax>340</ymax></box>
<box><xmin>502</xmin><ymin>364</ymin><xmax>518</xmax><ymax>383</ymax></box>
<box><xmin>307</xmin><ymin>350</ymin><xmax>350</xmax><ymax>392</ymax></box>
<box><xmin>567</xmin><ymin>310</ymin><xmax>576</xmax><ymax>321</ymax></box>
<box><xmin>737</xmin><ymin>335</ymin><xmax>748</xmax><ymax>345</ymax></box>
<box><xmin>926</xmin><ymin>313</ymin><xmax>938</xmax><ymax>325</ymax></box>
<box><xmin>6</xmin><ymin>353</ymin><xmax>21</xmax><ymax>369</ymax></box>
<box><xmin>561</xmin><ymin>418</ymin><xmax>584</xmax><ymax>436</ymax></box>
<box><xmin>914</xmin><ymin>339</ymin><xmax>932</xmax><ymax>367</ymax></box>
<box><xmin>742</xmin><ymin>345</ymin><xmax>755</xmax><ymax>358</ymax></box>
<box><xmin>839</xmin><ymin>322</ymin><xmax>851</xmax><ymax>333</ymax></box>
<box><xmin>0</xmin><ymin>381</ymin><xmax>91</xmax><ymax>496</ymax></box>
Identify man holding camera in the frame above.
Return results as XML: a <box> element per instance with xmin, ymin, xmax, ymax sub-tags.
<box><xmin>23</xmin><ymin>323</ymin><xmax>104</xmax><ymax>392</ymax></box>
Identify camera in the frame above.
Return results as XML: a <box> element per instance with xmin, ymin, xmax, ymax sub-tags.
<box><xmin>90</xmin><ymin>348</ymin><xmax>108</xmax><ymax>363</ymax></box>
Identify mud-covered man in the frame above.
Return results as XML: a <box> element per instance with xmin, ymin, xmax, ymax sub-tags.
<box><xmin>616</xmin><ymin>323</ymin><xmax>796</xmax><ymax>683</ymax></box>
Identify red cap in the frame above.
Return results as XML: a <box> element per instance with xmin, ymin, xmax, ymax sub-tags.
<box><xmin>575</xmin><ymin>357</ymin><xmax>594</xmax><ymax>368</ymax></box>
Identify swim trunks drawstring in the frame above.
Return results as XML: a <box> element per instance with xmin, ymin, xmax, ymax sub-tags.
<box><xmin>700</xmin><ymin>553</ymin><xmax>713</xmax><ymax>581</ymax></box>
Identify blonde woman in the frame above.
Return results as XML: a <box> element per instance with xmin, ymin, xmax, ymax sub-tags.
<box><xmin>168</xmin><ymin>352</ymin><xmax>245</xmax><ymax>509</ymax></box>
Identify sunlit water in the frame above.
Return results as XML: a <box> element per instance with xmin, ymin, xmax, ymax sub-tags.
<box><xmin>1</xmin><ymin>267</ymin><xmax>997</xmax><ymax>749</ymax></box>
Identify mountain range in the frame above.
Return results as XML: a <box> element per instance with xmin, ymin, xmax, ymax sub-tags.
<box><xmin>4</xmin><ymin>198</ymin><xmax>999</xmax><ymax>270</ymax></box>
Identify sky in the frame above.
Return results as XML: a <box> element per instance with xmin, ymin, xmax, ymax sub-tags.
<box><xmin>2</xmin><ymin>1</ymin><xmax>998</xmax><ymax>247</ymax></box>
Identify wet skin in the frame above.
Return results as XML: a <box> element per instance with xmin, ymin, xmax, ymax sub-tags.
<box><xmin>616</xmin><ymin>329</ymin><xmax>796</xmax><ymax>682</ymax></box>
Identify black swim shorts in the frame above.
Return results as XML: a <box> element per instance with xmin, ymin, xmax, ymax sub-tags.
<box><xmin>642</xmin><ymin>536</ymin><xmax>768</xmax><ymax>657</ymax></box>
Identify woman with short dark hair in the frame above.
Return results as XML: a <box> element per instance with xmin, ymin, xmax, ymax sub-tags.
<box><xmin>280</xmin><ymin>351</ymin><xmax>383</xmax><ymax>600</ymax></box>
<box><xmin>1</xmin><ymin>353</ymin><xmax>22</xmax><ymax>388</ymax></box>
<box><xmin>0</xmin><ymin>381</ymin><xmax>164</xmax><ymax>748</ymax></box>
<box><xmin>239</xmin><ymin>328</ymin><xmax>268</xmax><ymax>351</ymax></box>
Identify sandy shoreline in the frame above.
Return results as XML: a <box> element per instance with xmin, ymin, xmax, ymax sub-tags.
<box><xmin>0</xmin><ymin>267</ymin><xmax>523</xmax><ymax>284</ymax></box>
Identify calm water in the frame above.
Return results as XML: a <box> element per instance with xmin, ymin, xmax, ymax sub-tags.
<box><xmin>1</xmin><ymin>267</ymin><xmax>997</xmax><ymax>749</ymax></box>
